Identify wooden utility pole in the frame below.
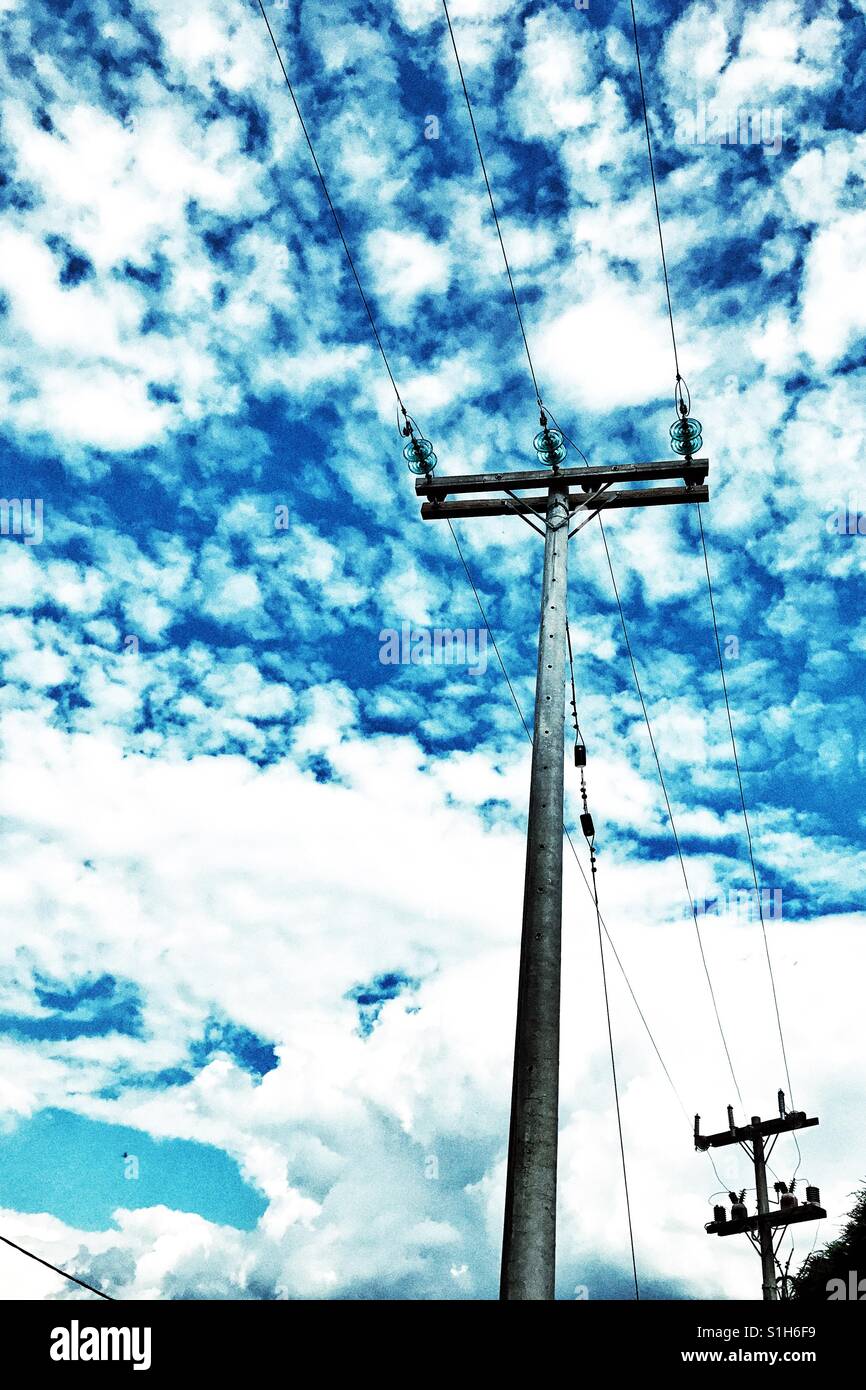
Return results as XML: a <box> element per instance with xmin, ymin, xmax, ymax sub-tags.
<box><xmin>417</xmin><ymin>444</ymin><xmax>709</xmax><ymax>1299</ymax></box>
<box><xmin>697</xmin><ymin>1097</ymin><xmax>826</xmax><ymax>1300</ymax></box>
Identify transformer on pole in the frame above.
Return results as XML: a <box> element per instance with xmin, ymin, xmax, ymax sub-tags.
<box><xmin>697</xmin><ymin>1093</ymin><xmax>826</xmax><ymax>1300</ymax></box>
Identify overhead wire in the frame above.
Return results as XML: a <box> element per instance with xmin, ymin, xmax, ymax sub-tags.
<box><xmin>627</xmin><ymin>0</ymin><xmax>681</xmax><ymax>383</ymax></box>
<box><xmin>0</xmin><ymin>1231</ymin><xmax>114</xmax><ymax>1300</ymax></box>
<box><xmin>696</xmin><ymin>505</ymin><xmax>797</xmax><ymax>1124</ymax></box>
<box><xmin>596</xmin><ymin>515</ymin><xmax>746</xmax><ymax>1114</ymax></box>
<box><xmin>441</xmin><ymin>0</ymin><xmax>747</xmax><ymax>1120</ymax></box>
<box><xmin>441</xmin><ymin>0</ymin><xmax>544</xmax><ymax>409</ymax></box>
<box><xmin>257</xmin><ymin>0</ymin><xmax>742</xmax><ymax>1217</ymax></box>
<box><xmin>463</xmin><ymin>550</ymin><xmax>736</xmax><ymax>1196</ymax></box>
<box><xmin>454</xmin><ymin>519</ymin><xmax>692</xmax><ymax>1124</ymax></box>
<box><xmin>253</xmin><ymin>0</ymin><xmax>677</xmax><ymax>1120</ymax></box>
<box><xmin>627</xmin><ymin>0</ymin><xmax>797</xmax><ymax>1125</ymax></box>
<box><xmin>254</xmin><ymin>0</ymin><xmax>407</xmax><ymax>416</ymax></box>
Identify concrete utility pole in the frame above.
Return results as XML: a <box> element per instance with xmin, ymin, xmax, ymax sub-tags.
<box><xmin>416</xmin><ymin>445</ymin><xmax>709</xmax><ymax>1300</ymax></box>
<box><xmin>500</xmin><ymin>480</ymin><xmax>569</xmax><ymax>1300</ymax></box>
<box><xmin>697</xmin><ymin>1097</ymin><xmax>826</xmax><ymax>1301</ymax></box>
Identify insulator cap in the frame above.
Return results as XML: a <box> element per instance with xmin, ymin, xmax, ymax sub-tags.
<box><xmin>713</xmin><ymin>1205</ymin><xmax>727</xmax><ymax>1223</ymax></box>
<box><xmin>670</xmin><ymin>416</ymin><xmax>703</xmax><ymax>456</ymax></box>
<box><xmin>806</xmin><ymin>1185</ymin><xmax>820</xmax><ymax>1205</ymax></box>
<box><xmin>533</xmin><ymin>426</ymin><xmax>567</xmax><ymax>468</ymax></box>
<box><xmin>403</xmin><ymin>434</ymin><xmax>437</xmax><ymax>476</ymax></box>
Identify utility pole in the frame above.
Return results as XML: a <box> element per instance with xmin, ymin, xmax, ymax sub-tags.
<box><xmin>414</xmin><ymin>429</ymin><xmax>709</xmax><ymax>1299</ymax></box>
<box><xmin>500</xmin><ymin>479</ymin><xmax>569</xmax><ymax>1300</ymax></box>
<box><xmin>696</xmin><ymin>1095</ymin><xmax>826</xmax><ymax>1300</ymax></box>
<box><xmin>753</xmin><ymin>1125</ymin><xmax>776</xmax><ymax>1301</ymax></box>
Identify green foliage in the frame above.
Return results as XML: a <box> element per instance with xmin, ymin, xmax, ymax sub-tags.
<box><xmin>791</xmin><ymin>1185</ymin><xmax>866</xmax><ymax>1301</ymax></box>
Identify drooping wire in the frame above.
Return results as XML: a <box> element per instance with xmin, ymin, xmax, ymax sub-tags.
<box><xmin>0</xmin><ymin>1232</ymin><xmax>115</xmax><ymax>1300</ymax></box>
<box><xmin>579</xmin><ymin>763</ymin><xmax>640</xmax><ymax>1299</ymax></box>
<box><xmin>567</xmin><ymin>615</ymin><xmax>733</xmax><ymax>1197</ymax></box>
<box><xmin>441</xmin><ymin>0</ymin><xmax>542</xmax><ymax>410</ymax></box>
<box><xmin>695</xmin><ymin>504</ymin><xmax>796</xmax><ymax>1111</ymax></box>
<box><xmin>254</xmin><ymin>0</ymin><xmax>406</xmax><ymax>416</ymax></box>
<box><xmin>595</xmin><ymin>514</ymin><xmax>746</xmax><ymax>1116</ymax></box>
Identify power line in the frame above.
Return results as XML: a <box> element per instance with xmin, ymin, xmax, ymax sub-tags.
<box><xmin>596</xmin><ymin>514</ymin><xmax>746</xmax><ymax>1115</ymax></box>
<box><xmin>628</xmin><ymin>0</ymin><xmax>681</xmax><ymax>382</ymax></box>
<box><xmin>0</xmin><ymin>1232</ymin><xmax>115</xmax><ymax>1300</ymax></box>
<box><xmin>254</xmin><ymin>0</ymin><xmax>406</xmax><ymax>414</ymax></box>
<box><xmin>455</xmin><ymin>526</ymin><xmax>712</xmax><ymax>1152</ymax></box>
<box><xmin>441</xmin><ymin>0</ymin><xmax>747</xmax><ymax>1165</ymax></box>
<box><xmin>256</xmin><ymin>0</ymin><xmax>738</xmax><ymax>1229</ymax></box>
<box><xmin>695</xmin><ymin>504</ymin><xmax>796</xmax><ymax>1109</ymax></box>
<box><xmin>626</xmin><ymin>0</ymin><xmax>796</xmax><ymax>1111</ymax></box>
<box><xmin>441</xmin><ymin>0</ymin><xmax>543</xmax><ymax>408</ymax></box>
<box><xmin>252</xmin><ymin>0</ymin><xmax>659</xmax><ymax>1086</ymax></box>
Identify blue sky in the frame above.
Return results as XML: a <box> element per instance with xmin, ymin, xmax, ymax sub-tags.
<box><xmin>0</xmin><ymin>0</ymin><xmax>864</xmax><ymax>1300</ymax></box>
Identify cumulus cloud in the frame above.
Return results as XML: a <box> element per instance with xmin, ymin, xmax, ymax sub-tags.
<box><xmin>0</xmin><ymin>0</ymin><xmax>862</xmax><ymax>1304</ymax></box>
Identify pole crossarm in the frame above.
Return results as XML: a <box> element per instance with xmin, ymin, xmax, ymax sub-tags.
<box><xmin>696</xmin><ymin>1104</ymin><xmax>823</xmax><ymax>1299</ymax></box>
<box><xmin>695</xmin><ymin>1112</ymin><xmax>818</xmax><ymax>1151</ymax></box>
<box><xmin>415</xmin><ymin>457</ymin><xmax>709</xmax><ymax>499</ymax></box>
<box><xmin>421</xmin><ymin>484</ymin><xmax>708</xmax><ymax>522</ymax></box>
<box><xmin>705</xmin><ymin>1203</ymin><xmax>827</xmax><ymax>1238</ymax></box>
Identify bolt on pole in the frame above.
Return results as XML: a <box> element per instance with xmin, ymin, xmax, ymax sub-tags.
<box><xmin>500</xmin><ymin>481</ymin><xmax>570</xmax><ymax>1301</ymax></box>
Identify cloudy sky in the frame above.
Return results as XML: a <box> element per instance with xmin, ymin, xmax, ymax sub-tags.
<box><xmin>0</xmin><ymin>0</ymin><xmax>864</xmax><ymax>1301</ymax></box>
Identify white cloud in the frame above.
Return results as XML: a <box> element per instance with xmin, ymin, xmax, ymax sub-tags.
<box><xmin>798</xmin><ymin>210</ymin><xmax>866</xmax><ymax>368</ymax></box>
<box><xmin>365</xmin><ymin>229</ymin><xmax>451</xmax><ymax>315</ymax></box>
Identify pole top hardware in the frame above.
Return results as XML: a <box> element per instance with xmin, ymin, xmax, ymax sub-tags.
<box><xmin>401</xmin><ymin>415</ymin><xmax>437</xmax><ymax>478</ymax></box>
<box><xmin>533</xmin><ymin>408</ymin><xmax>567</xmax><ymax>473</ymax></box>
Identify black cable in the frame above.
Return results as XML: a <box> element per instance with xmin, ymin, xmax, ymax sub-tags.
<box><xmin>596</xmin><ymin>513</ymin><xmax>746</xmax><ymax>1115</ymax></box>
<box><xmin>567</xmin><ymin>614</ymin><xmax>734</xmax><ymax>1196</ymax></box>
<box><xmin>254</xmin><ymin>0</ymin><xmax>406</xmax><ymax>414</ymax></box>
<box><xmin>628</xmin><ymin>0</ymin><xmax>681</xmax><ymax>382</ymax></box>
<box><xmin>441</xmin><ymin>0</ymin><xmax>543</xmax><ymax>408</ymax></box>
<box><xmin>0</xmin><ymin>1232</ymin><xmax>115</xmax><ymax>1300</ymax></box>
<box><xmin>695</xmin><ymin>504</ymin><xmax>795</xmax><ymax>1110</ymax></box>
